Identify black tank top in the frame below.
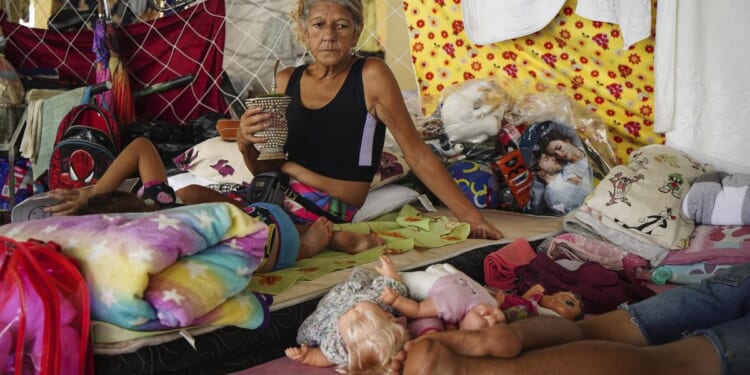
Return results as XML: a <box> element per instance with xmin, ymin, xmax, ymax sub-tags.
<box><xmin>285</xmin><ymin>57</ymin><xmax>386</xmax><ymax>182</ymax></box>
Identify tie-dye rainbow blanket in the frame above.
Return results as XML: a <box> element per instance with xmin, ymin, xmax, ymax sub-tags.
<box><xmin>0</xmin><ymin>203</ymin><xmax>270</xmax><ymax>331</ymax></box>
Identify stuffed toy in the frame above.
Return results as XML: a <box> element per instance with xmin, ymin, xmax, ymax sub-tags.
<box><xmin>425</xmin><ymin>133</ymin><xmax>465</xmax><ymax>163</ymax></box>
<box><xmin>438</xmin><ymin>79</ymin><xmax>511</xmax><ymax>144</ymax></box>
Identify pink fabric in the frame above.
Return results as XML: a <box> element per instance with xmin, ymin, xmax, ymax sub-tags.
<box><xmin>663</xmin><ymin>225</ymin><xmax>750</xmax><ymax>265</ymax></box>
<box><xmin>483</xmin><ymin>237</ymin><xmax>538</xmax><ymax>290</ymax></box>
<box><xmin>0</xmin><ymin>0</ymin><xmax>227</xmax><ymax>125</ymax></box>
<box><xmin>546</xmin><ymin>232</ymin><xmax>648</xmax><ymax>272</ymax></box>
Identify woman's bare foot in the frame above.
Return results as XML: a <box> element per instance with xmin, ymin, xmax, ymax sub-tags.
<box><xmin>402</xmin><ymin>339</ymin><xmax>462</xmax><ymax>375</ymax></box>
<box><xmin>329</xmin><ymin>231</ymin><xmax>385</xmax><ymax>254</ymax></box>
<box><xmin>298</xmin><ymin>217</ymin><xmax>333</xmax><ymax>259</ymax></box>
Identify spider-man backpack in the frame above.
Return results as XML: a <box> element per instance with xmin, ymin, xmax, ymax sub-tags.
<box><xmin>47</xmin><ymin>104</ymin><xmax>121</xmax><ymax>190</ymax></box>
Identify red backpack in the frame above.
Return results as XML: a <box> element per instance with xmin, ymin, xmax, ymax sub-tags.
<box><xmin>47</xmin><ymin>104</ymin><xmax>121</xmax><ymax>190</ymax></box>
<box><xmin>0</xmin><ymin>236</ymin><xmax>93</xmax><ymax>375</ymax></box>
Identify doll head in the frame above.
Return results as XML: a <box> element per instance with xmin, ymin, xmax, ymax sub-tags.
<box><xmin>539</xmin><ymin>291</ymin><xmax>585</xmax><ymax>321</ymax></box>
<box><xmin>458</xmin><ymin>303</ymin><xmax>506</xmax><ymax>330</ymax></box>
<box><xmin>339</xmin><ymin>301</ymin><xmax>409</xmax><ymax>374</ymax></box>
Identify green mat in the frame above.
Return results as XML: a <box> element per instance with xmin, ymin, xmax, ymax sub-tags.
<box><xmin>246</xmin><ymin>205</ymin><xmax>470</xmax><ymax>295</ymax></box>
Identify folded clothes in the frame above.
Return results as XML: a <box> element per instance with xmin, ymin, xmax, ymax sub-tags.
<box><xmin>483</xmin><ymin>237</ymin><xmax>537</xmax><ymax>291</ymax></box>
<box><xmin>682</xmin><ymin>171</ymin><xmax>750</xmax><ymax>225</ymax></box>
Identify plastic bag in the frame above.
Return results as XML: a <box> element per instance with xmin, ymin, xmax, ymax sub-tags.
<box><xmin>504</xmin><ymin>91</ymin><xmax>620</xmax><ymax>181</ymax></box>
<box><xmin>0</xmin><ymin>54</ymin><xmax>25</xmax><ymax>105</ymax></box>
<box><xmin>434</xmin><ymin>78</ymin><xmax>513</xmax><ymax>144</ymax></box>
<box><xmin>0</xmin><ymin>237</ymin><xmax>93</xmax><ymax>375</ymax></box>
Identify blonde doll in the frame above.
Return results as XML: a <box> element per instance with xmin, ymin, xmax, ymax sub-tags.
<box><xmin>285</xmin><ymin>255</ymin><xmax>409</xmax><ymax>374</ymax></box>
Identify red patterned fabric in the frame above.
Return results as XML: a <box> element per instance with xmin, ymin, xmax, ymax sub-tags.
<box><xmin>0</xmin><ymin>0</ymin><xmax>227</xmax><ymax>125</ymax></box>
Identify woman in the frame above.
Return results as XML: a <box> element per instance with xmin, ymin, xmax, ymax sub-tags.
<box><xmin>237</xmin><ymin>0</ymin><xmax>503</xmax><ymax>239</ymax></box>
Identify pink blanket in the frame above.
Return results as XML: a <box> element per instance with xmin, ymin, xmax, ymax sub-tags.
<box><xmin>663</xmin><ymin>225</ymin><xmax>750</xmax><ymax>265</ymax></box>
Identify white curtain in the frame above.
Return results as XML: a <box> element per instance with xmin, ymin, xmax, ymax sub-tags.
<box><xmin>655</xmin><ymin>0</ymin><xmax>750</xmax><ymax>174</ymax></box>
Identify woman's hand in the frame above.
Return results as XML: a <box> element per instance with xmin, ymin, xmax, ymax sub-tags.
<box><xmin>236</xmin><ymin>105</ymin><xmax>274</xmax><ymax>152</ymax></box>
<box><xmin>45</xmin><ymin>188</ymin><xmax>92</xmax><ymax>215</ymax></box>
<box><xmin>467</xmin><ymin>218</ymin><xmax>504</xmax><ymax>240</ymax></box>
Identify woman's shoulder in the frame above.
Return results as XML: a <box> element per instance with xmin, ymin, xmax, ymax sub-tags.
<box><xmin>361</xmin><ymin>56</ymin><xmax>393</xmax><ymax>77</ymax></box>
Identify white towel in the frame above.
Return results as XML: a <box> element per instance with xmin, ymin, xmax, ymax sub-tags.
<box><xmin>575</xmin><ymin>0</ymin><xmax>651</xmax><ymax>49</ymax></box>
<box><xmin>462</xmin><ymin>0</ymin><xmax>565</xmax><ymax>45</ymax></box>
<box><xmin>19</xmin><ymin>99</ymin><xmax>43</xmax><ymax>161</ymax></box>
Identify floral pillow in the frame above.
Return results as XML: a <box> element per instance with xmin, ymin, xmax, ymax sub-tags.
<box><xmin>173</xmin><ymin>137</ymin><xmax>254</xmax><ymax>185</ymax></box>
<box><xmin>371</xmin><ymin>150</ymin><xmax>411</xmax><ymax>190</ymax></box>
<box><xmin>173</xmin><ymin>139</ymin><xmax>410</xmax><ymax>189</ymax></box>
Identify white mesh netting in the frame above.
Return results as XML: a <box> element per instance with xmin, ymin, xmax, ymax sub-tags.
<box><xmin>0</xmin><ymin>0</ymin><xmax>416</xmax><ymax>125</ymax></box>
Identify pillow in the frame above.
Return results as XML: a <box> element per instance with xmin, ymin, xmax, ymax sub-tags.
<box><xmin>353</xmin><ymin>184</ymin><xmax>420</xmax><ymax>222</ymax></box>
<box><xmin>173</xmin><ymin>139</ymin><xmax>409</xmax><ymax>189</ymax></box>
<box><xmin>172</xmin><ymin>137</ymin><xmax>254</xmax><ymax>185</ymax></box>
<box><xmin>582</xmin><ymin>144</ymin><xmax>714</xmax><ymax>249</ymax></box>
<box><xmin>370</xmin><ymin>150</ymin><xmax>411</xmax><ymax>190</ymax></box>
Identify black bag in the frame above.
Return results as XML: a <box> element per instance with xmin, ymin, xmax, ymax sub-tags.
<box><xmin>246</xmin><ymin>171</ymin><xmax>345</xmax><ymax>223</ymax></box>
<box><xmin>246</xmin><ymin>172</ymin><xmax>286</xmax><ymax>207</ymax></box>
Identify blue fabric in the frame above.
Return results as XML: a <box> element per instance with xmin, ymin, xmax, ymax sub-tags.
<box><xmin>622</xmin><ymin>264</ymin><xmax>750</xmax><ymax>375</ymax></box>
<box><xmin>249</xmin><ymin>202</ymin><xmax>299</xmax><ymax>271</ymax></box>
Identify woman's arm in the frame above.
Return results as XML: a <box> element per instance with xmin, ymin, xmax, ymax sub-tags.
<box><xmin>362</xmin><ymin>58</ymin><xmax>503</xmax><ymax>239</ymax></box>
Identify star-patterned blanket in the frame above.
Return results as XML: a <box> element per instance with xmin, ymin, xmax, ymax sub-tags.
<box><xmin>0</xmin><ymin>202</ymin><xmax>271</xmax><ymax>331</ymax></box>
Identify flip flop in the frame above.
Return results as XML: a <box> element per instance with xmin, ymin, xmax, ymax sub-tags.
<box><xmin>10</xmin><ymin>193</ymin><xmax>61</xmax><ymax>223</ymax></box>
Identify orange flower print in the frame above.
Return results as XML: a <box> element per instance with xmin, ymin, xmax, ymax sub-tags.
<box><xmin>571</xmin><ymin>75</ymin><xmax>584</xmax><ymax>89</ymax></box>
<box><xmin>381</xmin><ymin>231</ymin><xmax>408</xmax><ymax>239</ymax></box>
<box><xmin>441</xmin><ymin>235</ymin><xmax>462</xmax><ymax>241</ymax></box>
<box><xmin>503</xmin><ymin>64</ymin><xmax>518</xmax><ymax>78</ymax></box>
<box><xmin>258</xmin><ymin>274</ymin><xmax>282</xmax><ymax>286</ymax></box>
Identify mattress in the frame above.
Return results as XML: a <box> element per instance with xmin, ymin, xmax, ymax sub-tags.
<box><xmin>93</xmin><ymin>209</ymin><xmax>563</xmax><ymax>375</ymax></box>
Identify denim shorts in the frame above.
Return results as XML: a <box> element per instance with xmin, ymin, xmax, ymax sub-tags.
<box><xmin>621</xmin><ymin>263</ymin><xmax>750</xmax><ymax>375</ymax></box>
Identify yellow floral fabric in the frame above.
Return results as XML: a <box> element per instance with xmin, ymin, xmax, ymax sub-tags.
<box><xmin>402</xmin><ymin>0</ymin><xmax>662</xmax><ymax>163</ymax></box>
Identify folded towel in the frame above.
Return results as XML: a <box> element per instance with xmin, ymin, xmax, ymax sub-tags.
<box><xmin>576</xmin><ymin>0</ymin><xmax>652</xmax><ymax>49</ymax></box>
<box><xmin>682</xmin><ymin>171</ymin><xmax>750</xmax><ymax>225</ymax></box>
<box><xmin>483</xmin><ymin>237</ymin><xmax>537</xmax><ymax>290</ymax></box>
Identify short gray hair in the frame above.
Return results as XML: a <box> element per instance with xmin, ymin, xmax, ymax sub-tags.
<box><xmin>289</xmin><ymin>0</ymin><xmax>364</xmax><ymax>44</ymax></box>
